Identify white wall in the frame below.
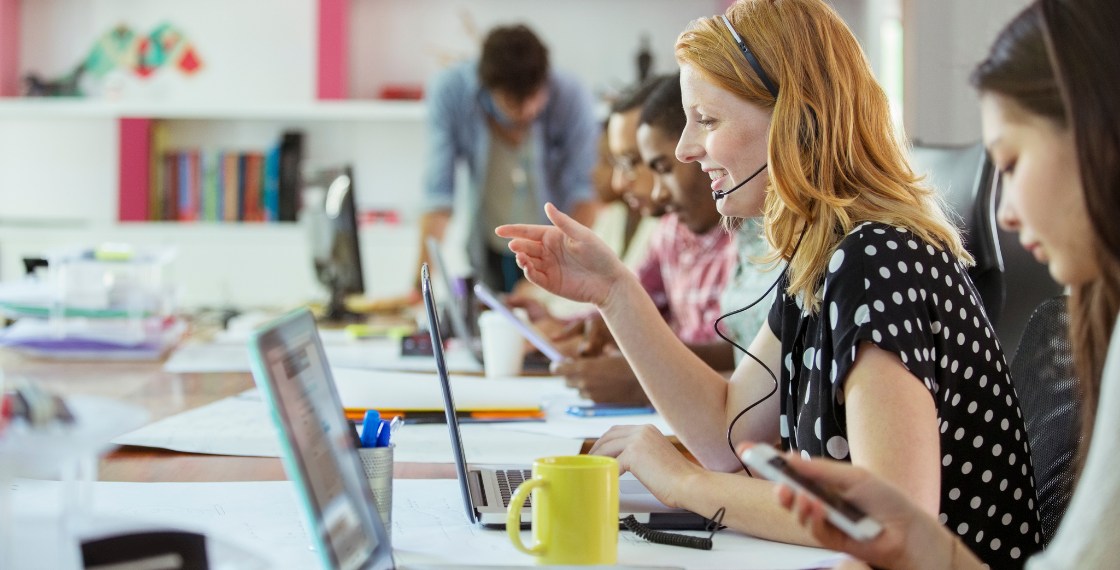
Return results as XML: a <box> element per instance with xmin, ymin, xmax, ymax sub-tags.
<box><xmin>20</xmin><ymin>0</ymin><xmax>316</xmax><ymax>104</ymax></box>
<box><xmin>349</xmin><ymin>0</ymin><xmax>726</xmax><ymax>99</ymax></box>
<box><xmin>903</xmin><ymin>0</ymin><xmax>1032</xmax><ymax>145</ymax></box>
<box><xmin>0</xmin><ymin>0</ymin><xmax>891</xmax><ymax>309</ymax></box>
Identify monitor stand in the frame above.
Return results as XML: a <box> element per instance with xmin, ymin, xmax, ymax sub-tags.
<box><xmin>320</xmin><ymin>287</ymin><xmax>365</xmax><ymax>324</ymax></box>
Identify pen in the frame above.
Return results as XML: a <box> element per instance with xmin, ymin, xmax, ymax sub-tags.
<box><xmin>375</xmin><ymin>419</ymin><xmax>391</xmax><ymax>447</ymax></box>
<box><xmin>360</xmin><ymin>410</ymin><xmax>381</xmax><ymax>448</ymax></box>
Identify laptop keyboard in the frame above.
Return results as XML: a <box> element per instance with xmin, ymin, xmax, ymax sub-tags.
<box><xmin>495</xmin><ymin>469</ymin><xmax>534</xmax><ymax>508</ymax></box>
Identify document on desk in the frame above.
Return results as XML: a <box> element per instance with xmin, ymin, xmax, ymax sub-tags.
<box><xmin>163</xmin><ymin>339</ymin><xmax>483</xmax><ymax>374</ymax></box>
<box><xmin>489</xmin><ymin>406</ymin><xmax>676</xmax><ymax>439</ymax></box>
<box><xmin>11</xmin><ymin>479</ymin><xmax>843</xmax><ymax>570</ymax></box>
<box><xmin>332</xmin><ymin>369</ymin><xmax>571</xmax><ymax>411</ymax></box>
<box><xmin>112</xmin><ymin>388</ymin><xmax>583</xmax><ymax>463</ymax></box>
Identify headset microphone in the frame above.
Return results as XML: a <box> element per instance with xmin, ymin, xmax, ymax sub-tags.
<box><xmin>711</xmin><ymin>163</ymin><xmax>768</xmax><ymax>201</ymax></box>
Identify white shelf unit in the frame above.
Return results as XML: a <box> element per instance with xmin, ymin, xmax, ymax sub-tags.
<box><xmin>0</xmin><ymin>99</ymin><xmax>427</xmax><ymax>121</ymax></box>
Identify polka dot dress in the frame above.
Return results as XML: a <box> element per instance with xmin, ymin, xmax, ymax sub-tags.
<box><xmin>767</xmin><ymin>222</ymin><xmax>1041</xmax><ymax>570</ymax></box>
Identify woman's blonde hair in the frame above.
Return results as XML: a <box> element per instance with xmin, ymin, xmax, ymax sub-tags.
<box><xmin>676</xmin><ymin>0</ymin><xmax>971</xmax><ymax>311</ymax></box>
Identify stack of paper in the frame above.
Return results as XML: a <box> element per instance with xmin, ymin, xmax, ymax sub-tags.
<box><xmin>164</xmin><ymin>338</ymin><xmax>483</xmax><ymax>374</ymax></box>
<box><xmin>111</xmin><ymin>382</ymin><xmax>584</xmax><ymax>464</ymax></box>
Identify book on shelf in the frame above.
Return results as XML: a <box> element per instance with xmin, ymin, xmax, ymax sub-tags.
<box><xmin>146</xmin><ymin>130</ymin><xmax>304</xmax><ymax>223</ymax></box>
<box><xmin>278</xmin><ymin>131</ymin><xmax>304</xmax><ymax>222</ymax></box>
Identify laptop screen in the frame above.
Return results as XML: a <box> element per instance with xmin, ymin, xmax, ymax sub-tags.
<box><xmin>249</xmin><ymin>309</ymin><xmax>393</xmax><ymax>570</ymax></box>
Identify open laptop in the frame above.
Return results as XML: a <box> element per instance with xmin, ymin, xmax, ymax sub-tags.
<box><xmin>249</xmin><ymin>308</ymin><xmax>394</xmax><ymax>570</ymax></box>
<box><xmin>249</xmin><ymin>308</ymin><xmax>685</xmax><ymax>570</ymax></box>
<box><xmin>421</xmin><ymin>264</ymin><xmax>709</xmax><ymax>530</ymax></box>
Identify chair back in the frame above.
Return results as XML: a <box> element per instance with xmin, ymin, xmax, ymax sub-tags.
<box><xmin>910</xmin><ymin>141</ymin><xmax>1004</xmax><ymax>325</ymax></box>
<box><xmin>1009</xmin><ymin>296</ymin><xmax>1081</xmax><ymax>546</ymax></box>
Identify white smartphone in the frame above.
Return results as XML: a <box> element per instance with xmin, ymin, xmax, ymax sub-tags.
<box><xmin>740</xmin><ymin>444</ymin><xmax>883</xmax><ymax>542</ymax></box>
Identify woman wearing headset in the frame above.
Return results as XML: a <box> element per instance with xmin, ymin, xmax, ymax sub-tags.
<box><xmin>766</xmin><ymin>0</ymin><xmax>1120</xmax><ymax>569</ymax></box>
<box><xmin>498</xmin><ymin>1</ymin><xmax>1038</xmax><ymax>568</ymax></box>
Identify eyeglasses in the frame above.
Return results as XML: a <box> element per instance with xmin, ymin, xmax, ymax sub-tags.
<box><xmin>719</xmin><ymin>15</ymin><xmax>779</xmax><ymax>99</ymax></box>
<box><xmin>611</xmin><ymin>155</ymin><xmax>644</xmax><ymax>181</ymax></box>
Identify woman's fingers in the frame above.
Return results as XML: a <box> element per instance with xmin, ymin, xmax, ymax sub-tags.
<box><xmin>543</xmin><ymin>202</ymin><xmax>593</xmax><ymax>239</ymax></box>
<box><xmin>775</xmin><ymin>484</ymin><xmax>797</xmax><ymax>510</ymax></box>
<box><xmin>496</xmin><ymin>223</ymin><xmax>549</xmax><ymax>241</ymax></box>
<box><xmin>507</xmin><ymin>238</ymin><xmax>544</xmax><ymax>259</ymax></box>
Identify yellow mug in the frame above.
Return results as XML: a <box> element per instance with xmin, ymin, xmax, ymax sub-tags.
<box><xmin>507</xmin><ymin>455</ymin><xmax>619</xmax><ymax>565</ymax></box>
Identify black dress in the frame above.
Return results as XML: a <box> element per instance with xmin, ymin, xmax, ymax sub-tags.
<box><xmin>767</xmin><ymin>222</ymin><xmax>1041</xmax><ymax>570</ymax></box>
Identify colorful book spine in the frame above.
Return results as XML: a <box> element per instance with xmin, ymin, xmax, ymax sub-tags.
<box><xmin>202</xmin><ymin>150</ymin><xmax>220</xmax><ymax>222</ymax></box>
<box><xmin>189</xmin><ymin>150</ymin><xmax>201</xmax><ymax>221</ymax></box>
<box><xmin>223</xmin><ymin>152</ymin><xmax>239</xmax><ymax>222</ymax></box>
<box><xmin>243</xmin><ymin>153</ymin><xmax>263</xmax><ymax>222</ymax></box>
<box><xmin>216</xmin><ymin>151</ymin><xmax>225</xmax><ymax>221</ymax></box>
<box><xmin>177</xmin><ymin>152</ymin><xmax>190</xmax><ymax>221</ymax></box>
<box><xmin>263</xmin><ymin>145</ymin><xmax>280</xmax><ymax>222</ymax></box>
<box><xmin>164</xmin><ymin>153</ymin><xmax>179</xmax><ymax>221</ymax></box>
<box><xmin>237</xmin><ymin>154</ymin><xmax>247</xmax><ymax>222</ymax></box>
<box><xmin>149</xmin><ymin>122</ymin><xmax>168</xmax><ymax>221</ymax></box>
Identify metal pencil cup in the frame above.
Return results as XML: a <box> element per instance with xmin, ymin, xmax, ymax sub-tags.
<box><xmin>358</xmin><ymin>444</ymin><xmax>394</xmax><ymax>531</ymax></box>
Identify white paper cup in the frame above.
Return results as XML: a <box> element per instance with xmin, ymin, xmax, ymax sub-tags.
<box><xmin>478</xmin><ymin>308</ymin><xmax>527</xmax><ymax>378</ymax></box>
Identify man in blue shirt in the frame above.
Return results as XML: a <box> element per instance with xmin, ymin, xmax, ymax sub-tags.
<box><xmin>416</xmin><ymin>25</ymin><xmax>599</xmax><ymax>293</ymax></box>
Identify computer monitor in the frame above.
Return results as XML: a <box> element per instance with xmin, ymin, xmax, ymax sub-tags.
<box><xmin>307</xmin><ymin>166</ymin><xmax>364</xmax><ymax>322</ymax></box>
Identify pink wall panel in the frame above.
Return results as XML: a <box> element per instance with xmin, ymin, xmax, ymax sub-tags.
<box><xmin>318</xmin><ymin>0</ymin><xmax>349</xmax><ymax>99</ymax></box>
<box><xmin>0</xmin><ymin>0</ymin><xmax>19</xmax><ymax>96</ymax></box>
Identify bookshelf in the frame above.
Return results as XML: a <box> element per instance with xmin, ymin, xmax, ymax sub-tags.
<box><xmin>0</xmin><ymin>0</ymin><xmax>729</xmax><ymax>307</ymax></box>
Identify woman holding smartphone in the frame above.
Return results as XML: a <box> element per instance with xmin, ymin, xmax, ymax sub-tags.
<box><xmin>767</xmin><ymin>0</ymin><xmax>1120</xmax><ymax>568</ymax></box>
<box><xmin>497</xmin><ymin>1</ymin><xmax>1038</xmax><ymax>567</ymax></box>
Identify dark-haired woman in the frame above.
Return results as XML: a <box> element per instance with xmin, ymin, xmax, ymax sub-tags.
<box><xmin>766</xmin><ymin>0</ymin><xmax>1120</xmax><ymax>568</ymax></box>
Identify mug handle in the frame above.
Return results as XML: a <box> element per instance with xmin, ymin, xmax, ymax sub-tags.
<box><xmin>507</xmin><ymin>476</ymin><xmax>547</xmax><ymax>556</ymax></box>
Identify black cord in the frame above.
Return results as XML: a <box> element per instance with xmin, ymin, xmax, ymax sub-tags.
<box><xmin>621</xmin><ymin>507</ymin><xmax>726</xmax><ymax>550</ymax></box>
<box><xmin>716</xmin><ymin>231</ymin><xmax>806</xmax><ymax>476</ymax></box>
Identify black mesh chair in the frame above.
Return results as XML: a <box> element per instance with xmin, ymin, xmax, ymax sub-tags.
<box><xmin>1008</xmin><ymin>296</ymin><xmax>1081</xmax><ymax>546</ymax></box>
<box><xmin>910</xmin><ymin>142</ymin><xmax>1005</xmax><ymax>326</ymax></box>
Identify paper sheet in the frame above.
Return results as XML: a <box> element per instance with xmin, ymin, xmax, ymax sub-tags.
<box><xmin>112</xmin><ymin>389</ymin><xmax>584</xmax><ymax>463</ymax></box>
<box><xmin>164</xmin><ymin>339</ymin><xmax>483</xmax><ymax>374</ymax></box>
<box><xmin>489</xmin><ymin>400</ymin><xmax>676</xmax><ymax>439</ymax></box>
<box><xmin>332</xmin><ymin>369</ymin><xmax>571</xmax><ymax>411</ymax></box>
<box><xmin>11</xmin><ymin>479</ymin><xmax>844</xmax><ymax>570</ymax></box>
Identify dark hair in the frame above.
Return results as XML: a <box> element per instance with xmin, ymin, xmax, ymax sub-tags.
<box><xmin>478</xmin><ymin>25</ymin><xmax>549</xmax><ymax>101</ymax></box>
<box><xmin>610</xmin><ymin>76</ymin><xmax>669</xmax><ymax>116</ymax></box>
<box><xmin>639</xmin><ymin>73</ymin><xmax>686</xmax><ymax>138</ymax></box>
<box><xmin>972</xmin><ymin>0</ymin><xmax>1120</xmax><ymax>463</ymax></box>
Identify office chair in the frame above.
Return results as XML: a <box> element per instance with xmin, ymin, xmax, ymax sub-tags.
<box><xmin>1009</xmin><ymin>296</ymin><xmax>1081</xmax><ymax>546</ymax></box>
<box><xmin>910</xmin><ymin>141</ymin><xmax>1005</xmax><ymax>327</ymax></box>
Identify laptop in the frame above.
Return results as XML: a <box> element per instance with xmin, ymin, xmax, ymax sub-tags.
<box><xmin>420</xmin><ymin>264</ymin><xmax>709</xmax><ymax>529</ymax></box>
<box><xmin>249</xmin><ymin>308</ymin><xmax>394</xmax><ymax>570</ymax></box>
<box><xmin>248</xmin><ymin>308</ymin><xmax>686</xmax><ymax>570</ymax></box>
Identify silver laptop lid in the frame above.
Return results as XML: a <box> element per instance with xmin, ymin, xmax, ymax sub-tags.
<box><xmin>248</xmin><ymin>308</ymin><xmax>394</xmax><ymax>570</ymax></box>
<box><xmin>420</xmin><ymin>264</ymin><xmax>479</xmax><ymax>524</ymax></box>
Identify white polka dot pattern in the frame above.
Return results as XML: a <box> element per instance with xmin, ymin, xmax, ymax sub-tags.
<box><xmin>767</xmin><ymin>222</ymin><xmax>1040</xmax><ymax>570</ymax></box>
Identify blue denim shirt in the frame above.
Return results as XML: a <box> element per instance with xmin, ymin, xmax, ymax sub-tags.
<box><xmin>422</xmin><ymin>61</ymin><xmax>599</xmax><ymax>284</ymax></box>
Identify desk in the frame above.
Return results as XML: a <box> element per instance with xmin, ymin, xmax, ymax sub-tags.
<box><xmin>0</xmin><ymin>349</ymin><xmax>608</xmax><ymax>483</ymax></box>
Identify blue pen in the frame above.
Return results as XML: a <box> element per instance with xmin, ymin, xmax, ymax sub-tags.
<box><xmin>360</xmin><ymin>410</ymin><xmax>381</xmax><ymax>448</ymax></box>
<box><xmin>375</xmin><ymin>418</ymin><xmax>392</xmax><ymax>447</ymax></box>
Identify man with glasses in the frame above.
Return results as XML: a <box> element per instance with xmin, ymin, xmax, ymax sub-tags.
<box><xmin>415</xmin><ymin>25</ymin><xmax>599</xmax><ymax>294</ymax></box>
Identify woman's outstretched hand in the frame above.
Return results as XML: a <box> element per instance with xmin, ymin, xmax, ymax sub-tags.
<box><xmin>737</xmin><ymin>443</ymin><xmax>967</xmax><ymax>570</ymax></box>
<box><xmin>496</xmin><ymin>203</ymin><xmax>628</xmax><ymax>307</ymax></box>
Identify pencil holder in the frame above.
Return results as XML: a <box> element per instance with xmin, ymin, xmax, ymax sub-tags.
<box><xmin>358</xmin><ymin>444</ymin><xmax>394</xmax><ymax>531</ymax></box>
